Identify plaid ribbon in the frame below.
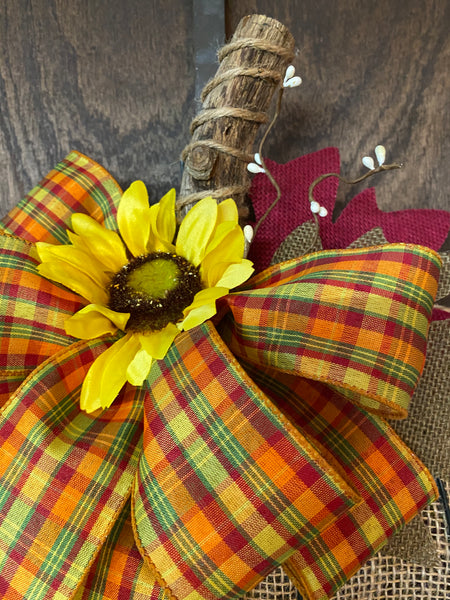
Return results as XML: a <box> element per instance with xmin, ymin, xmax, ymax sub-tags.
<box><xmin>0</xmin><ymin>152</ymin><xmax>441</xmax><ymax>600</ymax></box>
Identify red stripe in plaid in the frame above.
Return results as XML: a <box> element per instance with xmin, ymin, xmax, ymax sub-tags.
<box><xmin>0</xmin><ymin>151</ymin><xmax>123</xmax><ymax>244</ymax></box>
<box><xmin>0</xmin><ymin>338</ymin><xmax>143</xmax><ymax>600</ymax></box>
<box><xmin>133</xmin><ymin>322</ymin><xmax>360</xmax><ymax>600</ymax></box>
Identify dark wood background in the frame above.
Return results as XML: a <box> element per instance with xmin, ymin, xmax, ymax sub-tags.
<box><xmin>1</xmin><ymin>1</ymin><xmax>449</xmax><ymax>232</ymax></box>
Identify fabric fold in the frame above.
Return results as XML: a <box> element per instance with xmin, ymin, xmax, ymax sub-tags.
<box><xmin>73</xmin><ymin>499</ymin><xmax>162</xmax><ymax>600</ymax></box>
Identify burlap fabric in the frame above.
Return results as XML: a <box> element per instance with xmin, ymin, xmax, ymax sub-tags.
<box><xmin>334</xmin><ymin>480</ymin><xmax>450</xmax><ymax>600</ymax></box>
<box><xmin>246</xmin><ymin>225</ymin><xmax>450</xmax><ymax>600</ymax></box>
<box><xmin>245</xmin><ymin>567</ymin><xmax>298</xmax><ymax>600</ymax></box>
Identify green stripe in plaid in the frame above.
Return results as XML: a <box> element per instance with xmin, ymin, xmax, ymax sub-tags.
<box><xmin>0</xmin><ymin>151</ymin><xmax>123</xmax><ymax>244</ymax></box>
<box><xmin>241</xmin><ymin>364</ymin><xmax>436</xmax><ymax>599</ymax></box>
<box><xmin>74</xmin><ymin>500</ymin><xmax>162</xmax><ymax>600</ymax></box>
<box><xmin>221</xmin><ymin>244</ymin><xmax>440</xmax><ymax>418</ymax></box>
<box><xmin>0</xmin><ymin>338</ymin><xmax>143</xmax><ymax>600</ymax></box>
<box><xmin>134</xmin><ymin>321</ymin><xmax>359</xmax><ymax>600</ymax></box>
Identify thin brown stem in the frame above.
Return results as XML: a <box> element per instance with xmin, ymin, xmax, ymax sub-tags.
<box><xmin>302</xmin><ymin>162</ymin><xmax>401</xmax><ymax>255</ymax></box>
<box><xmin>251</xmin><ymin>81</ymin><xmax>402</xmax><ymax>257</ymax></box>
<box><xmin>252</xmin><ymin>88</ymin><xmax>284</xmax><ymax>238</ymax></box>
<box><xmin>308</xmin><ymin>163</ymin><xmax>401</xmax><ymax>204</ymax></box>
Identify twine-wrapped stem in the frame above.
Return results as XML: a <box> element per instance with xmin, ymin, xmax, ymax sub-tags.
<box><xmin>177</xmin><ymin>14</ymin><xmax>294</xmax><ymax>222</ymax></box>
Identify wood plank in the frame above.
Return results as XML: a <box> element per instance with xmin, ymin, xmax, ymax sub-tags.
<box><xmin>226</xmin><ymin>0</ymin><xmax>450</xmax><ymax>215</ymax></box>
<box><xmin>192</xmin><ymin>0</ymin><xmax>225</xmax><ymax>100</ymax></box>
<box><xmin>0</xmin><ymin>0</ymin><xmax>196</xmax><ymax>214</ymax></box>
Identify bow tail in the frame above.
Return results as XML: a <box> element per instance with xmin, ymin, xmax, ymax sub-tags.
<box><xmin>0</xmin><ymin>339</ymin><xmax>143</xmax><ymax>600</ymax></box>
<box><xmin>132</xmin><ymin>321</ymin><xmax>360</xmax><ymax>600</ymax></box>
<box><xmin>241</xmin><ymin>363</ymin><xmax>436</xmax><ymax>599</ymax></box>
<box><xmin>73</xmin><ymin>499</ymin><xmax>163</xmax><ymax>600</ymax></box>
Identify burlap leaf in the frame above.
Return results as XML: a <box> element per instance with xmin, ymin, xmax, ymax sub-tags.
<box><xmin>346</xmin><ymin>227</ymin><xmax>388</xmax><ymax>248</ymax></box>
<box><xmin>379</xmin><ymin>513</ymin><xmax>440</xmax><ymax>567</ymax></box>
<box><xmin>437</xmin><ymin>251</ymin><xmax>450</xmax><ymax>300</ymax></box>
<box><xmin>393</xmin><ymin>319</ymin><xmax>450</xmax><ymax>481</ymax></box>
<box><xmin>270</xmin><ymin>220</ymin><xmax>323</xmax><ymax>265</ymax></box>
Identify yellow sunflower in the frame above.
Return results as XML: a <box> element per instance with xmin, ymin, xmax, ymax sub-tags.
<box><xmin>36</xmin><ymin>182</ymin><xmax>254</xmax><ymax>413</ymax></box>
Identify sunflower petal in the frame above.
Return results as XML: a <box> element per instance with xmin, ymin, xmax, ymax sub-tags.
<box><xmin>117</xmin><ymin>181</ymin><xmax>151</xmax><ymax>257</ymax></box>
<box><xmin>176</xmin><ymin>197</ymin><xmax>217</xmax><ymax>266</ymax></box>
<box><xmin>156</xmin><ymin>189</ymin><xmax>177</xmax><ymax>245</ymax></box>
<box><xmin>80</xmin><ymin>333</ymin><xmax>141</xmax><ymax>413</ymax></box>
<box><xmin>67</xmin><ymin>230</ymin><xmax>82</xmax><ymax>245</ymax></box>
<box><xmin>65</xmin><ymin>304</ymin><xmax>129</xmax><ymax>339</ymax></box>
<box><xmin>66</xmin><ymin>230</ymin><xmax>96</xmax><ymax>257</ymax></box>
<box><xmin>203</xmin><ymin>222</ymin><xmax>236</xmax><ymax>256</ymax></box>
<box><xmin>203</xmin><ymin>261</ymin><xmax>234</xmax><ymax>289</ymax></box>
<box><xmin>147</xmin><ymin>204</ymin><xmax>160</xmax><ymax>251</ymax></box>
<box><xmin>126</xmin><ymin>322</ymin><xmax>179</xmax><ymax>386</ymax></box>
<box><xmin>215</xmin><ymin>259</ymin><xmax>255</xmax><ymax>289</ymax></box>
<box><xmin>139</xmin><ymin>323</ymin><xmax>179</xmax><ymax>359</ymax></box>
<box><xmin>36</xmin><ymin>242</ymin><xmax>110</xmax><ymax>288</ymax></box>
<box><xmin>217</xmin><ymin>198</ymin><xmax>238</xmax><ymax>224</ymax></box>
<box><xmin>71</xmin><ymin>213</ymin><xmax>128</xmax><ymax>272</ymax></box>
<box><xmin>126</xmin><ymin>348</ymin><xmax>153</xmax><ymax>386</ymax></box>
<box><xmin>201</xmin><ymin>225</ymin><xmax>245</xmax><ymax>286</ymax></box>
<box><xmin>146</xmin><ymin>204</ymin><xmax>174</xmax><ymax>253</ymax></box>
<box><xmin>38</xmin><ymin>260</ymin><xmax>109</xmax><ymax>305</ymax></box>
<box><xmin>180</xmin><ymin>287</ymin><xmax>228</xmax><ymax>330</ymax></box>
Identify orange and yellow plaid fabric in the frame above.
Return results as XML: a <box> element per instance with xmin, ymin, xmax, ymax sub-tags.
<box><xmin>0</xmin><ymin>152</ymin><xmax>441</xmax><ymax>600</ymax></box>
<box><xmin>222</xmin><ymin>244</ymin><xmax>438</xmax><ymax>418</ymax></box>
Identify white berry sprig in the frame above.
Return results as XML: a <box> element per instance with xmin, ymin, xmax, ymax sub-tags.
<box><xmin>247</xmin><ymin>153</ymin><xmax>265</xmax><ymax>175</ymax></box>
<box><xmin>245</xmin><ymin>63</ymin><xmax>303</xmax><ymax>241</ymax></box>
<box><xmin>310</xmin><ymin>200</ymin><xmax>328</xmax><ymax>218</ymax></box>
<box><xmin>362</xmin><ymin>144</ymin><xmax>387</xmax><ymax>171</ymax></box>
<box><xmin>305</xmin><ymin>145</ymin><xmax>401</xmax><ymax>254</ymax></box>
<box><xmin>283</xmin><ymin>65</ymin><xmax>302</xmax><ymax>88</ymax></box>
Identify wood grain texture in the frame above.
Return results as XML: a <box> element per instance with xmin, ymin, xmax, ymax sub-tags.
<box><xmin>1</xmin><ymin>1</ymin><xmax>449</xmax><ymax>222</ymax></box>
<box><xmin>226</xmin><ymin>0</ymin><xmax>450</xmax><ymax>216</ymax></box>
<box><xmin>0</xmin><ymin>0</ymin><xmax>196</xmax><ymax>214</ymax></box>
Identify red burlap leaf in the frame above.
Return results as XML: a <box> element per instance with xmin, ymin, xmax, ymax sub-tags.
<box><xmin>248</xmin><ymin>147</ymin><xmax>450</xmax><ymax>272</ymax></box>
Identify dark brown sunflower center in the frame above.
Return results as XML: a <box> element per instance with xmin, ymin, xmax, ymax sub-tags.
<box><xmin>108</xmin><ymin>252</ymin><xmax>202</xmax><ymax>332</ymax></box>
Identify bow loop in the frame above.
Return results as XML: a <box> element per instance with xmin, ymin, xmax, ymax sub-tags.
<box><xmin>220</xmin><ymin>245</ymin><xmax>441</xmax><ymax>419</ymax></box>
<box><xmin>0</xmin><ymin>233</ymin><xmax>86</xmax><ymax>406</ymax></box>
<box><xmin>0</xmin><ymin>152</ymin><xmax>123</xmax><ymax>245</ymax></box>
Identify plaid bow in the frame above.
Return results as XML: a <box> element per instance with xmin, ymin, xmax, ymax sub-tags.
<box><xmin>0</xmin><ymin>152</ymin><xmax>441</xmax><ymax>600</ymax></box>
